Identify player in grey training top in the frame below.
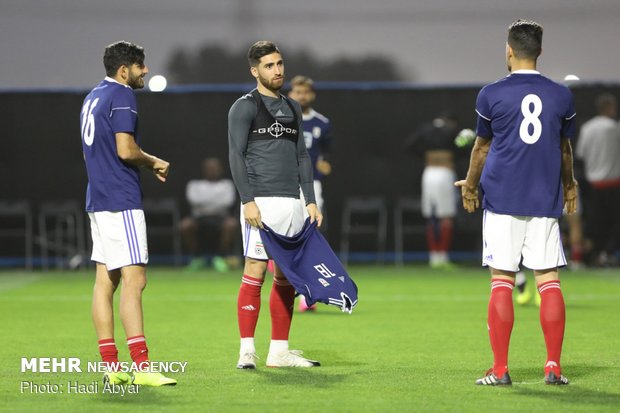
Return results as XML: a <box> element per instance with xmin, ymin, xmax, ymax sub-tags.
<box><xmin>228</xmin><ymin>41</ymin><xmax>323</xmax><ymax>370</ymax></box>
<box><xmin>228</xmin><ymin>87</ymin><xmax>315</xmax><ymax>204</ymax></box>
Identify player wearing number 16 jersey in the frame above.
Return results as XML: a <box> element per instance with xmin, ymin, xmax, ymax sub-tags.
<box><xmin>81</xmin><ymin>41</ymin><xmax>175</xmax><ymax>387</ymax></box>
<box><xmin>455</xmin><ymin>20</ymin><xmax>578</xmax><ymax>386</ymax></box>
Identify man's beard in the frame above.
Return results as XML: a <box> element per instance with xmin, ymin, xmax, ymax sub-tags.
<box><xmin>258</xmin><ymin>74</ymin><xmax>283</xmax><ymax>92</ymax></box>
<box><xmin>128</xmin><ymin>73</ymin><xmax>145</xmax><ymax>90</ymax></box>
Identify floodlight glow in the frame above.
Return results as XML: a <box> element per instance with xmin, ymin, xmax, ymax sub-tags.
<box><xmin>563</xmin><ymin>74</ymin><xmax>580</xmax><ymax>82</ymax></box>
<box><xmin>148</xmin><ymin>75</ymin><xmax>167</xmax><ymax>92</ymax></box>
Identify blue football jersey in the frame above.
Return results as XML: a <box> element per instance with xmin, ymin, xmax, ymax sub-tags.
<box><xmin>475</xmin><ymin>71</ymin><xmax>576</xmax><ymax>218</ymax></box>
<box><xmin>260</xmin><ymin>219</ymin><xmax>358</xmax><ymax>313</ymax></box>
<box><xmin>81</xmin><ymin>77</ymin><xmax>143</xmax><ymax>212</ymax></box>
<box><xmin>302</xmin><ymin>109</ymin><xmax>332</xmax><ymax>181</ymax></box>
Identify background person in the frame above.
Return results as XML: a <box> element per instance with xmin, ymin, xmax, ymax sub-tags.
<box><xmin>288</xmin><ymin>75</ymin><xmax>333</xmax><ymax>311</ymax></box>
<box><xmin>576</xmin><ymin>93</ymin><xmax>620</xmax><ymax>267</ymax></box>
<box><xmin>180</xmin><ymin>157</ymin><xmax>238</xmax><ymax>272</ymax></box>
<box><xmin>405</xmin><ymin>113</ymin><xmax>470</xmax><ymax>269</ymax></box>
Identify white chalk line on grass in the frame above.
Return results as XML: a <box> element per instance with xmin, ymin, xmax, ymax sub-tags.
<box><xmin>0</xmin><ymin>274</ymin><xmax>41</xmax><ymax>293</ymax></box>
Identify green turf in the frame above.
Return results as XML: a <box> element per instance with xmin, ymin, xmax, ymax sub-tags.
<box><xmin>0</xmin><ymin>266</ymin><xmax>619</xmax><ymax>413</ymax></box>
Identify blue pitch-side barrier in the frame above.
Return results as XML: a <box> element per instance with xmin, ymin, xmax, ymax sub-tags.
<box><xmin>0</xmin><ymin>251</ymin><xmax>484</xmax><ymax>269</ymax></box>
<box><xmin>3</xmin><ymin>250</ymin><xmax>619</xmax><ymax>269</ymax></box>
<box><xmin>2</xmin><ymin>79</ymin><xmax>617</xmax><ymax>95</ymax></box>
<box><xmin>0</xmin><ymin>80</ymin><xmax>487</xmax><ymax>95</ymax></box>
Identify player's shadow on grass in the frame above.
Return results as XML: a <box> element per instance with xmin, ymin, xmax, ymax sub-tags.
<box><xmin>511</xmin><ymin>364</ymin><xmax>620</xmax><ymax>408</ymax></box>
<box><xmin>512</xmin><ymin>385</ymin><xmax>620</xmax><ymax>408</ymax></box>
<box><xmin>297</xmin><ymin>311</ymin><xmax>350</xmax><ymax>317</ymax></box>
<box><xmin>254</xmin><ymin>369</ymin><xmax>348</xmax><ymax>387</ymax></box>
<box><xmin>514</xmin><ymin>363</ymin><xmax>609</xmax><ymax>382</ymax></box>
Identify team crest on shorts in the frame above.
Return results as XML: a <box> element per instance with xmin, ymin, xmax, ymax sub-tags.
<box><xmin>255</xmin><ymin>242</ymin><xmax>264</xmax><ymax>256</ymax></box>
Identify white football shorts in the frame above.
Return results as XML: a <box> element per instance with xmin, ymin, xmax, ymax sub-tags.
<box><xmin>300</xmin><ymin>180</ymin><xmax>324</xmax><ymax>218</ymax></box>
<box><xmin>88</xmin><ymin>209</ymin><xmax>149</xmax><ymax>271</ymax></box>
<box><xmin>421</xmin><ymin>166</ymin><xmax>458</xmax><ymax>218</ymax></box>
<box><xmin>482</xmin><ymin>210</ymin><xmax>567</xmax><ymax>272</ymax></box>
<box><xmin>240</xmin><ymin>197</ymin><xmax>305</xmax><ymax>260</ymax></box>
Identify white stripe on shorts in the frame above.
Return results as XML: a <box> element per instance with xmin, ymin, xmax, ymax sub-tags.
<box><xmin>122</xmin><ymin>211</ymin><xmax>137</xmax><ymax>264</ymax></box>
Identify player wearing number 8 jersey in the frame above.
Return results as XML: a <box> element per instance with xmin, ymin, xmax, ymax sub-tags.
<box><xmin>81</xmin><ymin>41</ymin><xmax>176</xmax><ymax>387</ymax></box>
<box><xmin>455</xmin><ymin>20</ymin><xmax>578</xmax><ymax>386</ymax></box>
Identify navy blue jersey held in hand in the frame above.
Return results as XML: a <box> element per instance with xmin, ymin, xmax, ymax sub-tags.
<box><xmin>259</xmin><ymin>219</ymin><xmax>358</xmax><ymax>313</ymax></box>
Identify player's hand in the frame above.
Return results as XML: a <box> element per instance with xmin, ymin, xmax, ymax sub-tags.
<box><xmin>306</xmin><ymin>203</ymin><xmax>323</xmax><ymax>227</ymax></box>
<box><xmin>152</xmin><ymin>158</ymin><xmax>170</xmax><ymax>182</ymax></box>
<box><xmin>563</xmin><ymin>179</ymin><xmax>578</xmax><ymax>215</ymax></box>
<box><xmin>316</xmin><ymin>159</ymin><xmax>332</xmax><ymax>176</ymax></box>
<box><xmin>243</xmin><ymin>201</ymin><xmax>263</xmax><ymax>228</ymax></box>
<box><xmin>454</xmin><ymin>180</ymin><xmax>480</xmax><ymax>213</ymax></box>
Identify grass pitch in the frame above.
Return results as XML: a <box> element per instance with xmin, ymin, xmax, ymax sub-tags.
<box><xmin>0</xmin><ymin>265</ymin><xmax>619</xmax><ymax>413</ymax></box>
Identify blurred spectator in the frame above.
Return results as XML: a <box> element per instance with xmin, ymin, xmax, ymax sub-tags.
<box><xmin>576</xmin><ymin>93</ymin><xmax>620</xmax><ymax>266</ymax></box>
<box><xmin>180</xmin><ymin>158</ymin><xmax>238</xmax><ymax>271</ymax></box>
<box><xmin>405</xmin><ymin>113</ymin><xmax>473</xmax><ymax>269</ymax></box>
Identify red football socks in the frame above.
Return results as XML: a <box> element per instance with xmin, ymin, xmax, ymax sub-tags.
<box><xmin>426</xmin><ymin>222</ymin><xmax>439</xmax><ymax>252</ymax></box>
<box><xmin>127</xmin><ymin>335</ymin><xmax>149</xmax><ymax>367</ymax></box>
<box><xmin>571</xmin><ymin>246</ymin><xmax>583</xmax><ymax>264</ymax></box>
<box><xmin>238</xmin><ymin>274</ymin><xmax>263</xmax><ymax>338</ymax></box>
<box><xmin>439</xmin><ymin>219</ymin><xmax>453</xmax><ymax>251</ymax></box>
<box><xmin>488</xmin><ymin>278</ymin><xmax>514</xmax><ymax>377</ymax></box>
<box><xmin>270</xmin><ymin>277</ymin><xmax>295</xmax><ymax>340</ymax></box>
<box><xmin>538</xmin><ymin>280</ymin><xmax>565</xmax><ymax>374</ymax></box>
<box><xmin>98</xmin><ymin>338</ymin><xmax>119</xmax><ymax>369</ymax></box>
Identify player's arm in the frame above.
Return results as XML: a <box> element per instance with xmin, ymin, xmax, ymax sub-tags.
<box><xmin>116</xmin><ymin>133</ymin><xmax>169</xmax><ymax>182</ymax></box>
<box><xmin>454</xmin><ymin>137</ymin><xmax>491</xmax><ymax>213</ymax></box>
<box><xmin>560</xmin><ymin>137</ymin><xmax>578</xmax><ymax>214</ymax></box>
<box><xmin>295</xmin><ymin>107</ymin><xmax>322</xmax><ymax>226</ymax></box>
<box><xmin>228</xmin><ymin>99</ymin><xmax>262</xmax><ymax>227</ymax></box>
<box><xmin>316</xmin><ymin>123</ymin><xmax>333</xmax><ymax>176</ymax></box>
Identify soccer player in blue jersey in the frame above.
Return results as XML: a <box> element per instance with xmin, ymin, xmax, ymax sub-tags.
<box><xmin>288</xmin><ymin>75</ymin><xmax>333</xmax><ymax>312</ymax></box>
<box><xmin>81</xmin><ymin>41</ymin><xmax>176</xmax><ymax>386</ymax></box>
<box><xmin>288</xmin><ymin>75</ymin><xmax>333</xmax><ymax>213</ymax></box>
<box><xmin>455</xmin><ymin>20</ymin><xmax>578</xmax><ymax>386</ymax></box>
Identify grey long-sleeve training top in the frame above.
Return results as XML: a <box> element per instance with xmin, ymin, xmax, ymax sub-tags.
<box><xmin>227</xmin><ymin>89</ymin><xmax>316</xmax><ymax>205</ymax></box>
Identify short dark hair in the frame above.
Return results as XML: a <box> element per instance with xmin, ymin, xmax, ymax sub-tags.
<box><xmin>290</xmin><ymin>75</ymin><xmax>314</xmax><ymax>91</ymax></box>
<box><xmin>247</xmin><ymin>41</ymin><xmax>281</xmax><ymax>67</ymax></box>
<box><xmin>507</xmin><ymin>19</ymin><xmax>543</xmax><ymax>60</ymax></box>
<box><xmin>103</xmin><ymin>41</ymin><xmax>145</xmax><ymax>77</ymax></box>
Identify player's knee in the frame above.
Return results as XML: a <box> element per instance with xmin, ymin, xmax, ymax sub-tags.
<box><xmin>121</xmin><ymin>272</ymin><xmax>147</xmax><ymax>293</ymax></box>
<box><xmin>127</xmin><ymin>278</ymin><xmax>147</xmax><ymax>293</ymax></box>
<box><xmin>534</xmin><ymin>268</ymin><xmax>559</xmax><ymax>285</ymax></box>
<box><xmin>94</xmin><ymin>280</ymin><xmax>117</xmax><ymax>296</ymax></box>
<box><xmin>243</xmin><ymin>258</ymin><xmax>267</xmax><ymax>279</ymax></box>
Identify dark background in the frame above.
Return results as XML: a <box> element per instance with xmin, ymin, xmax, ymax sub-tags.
<box><xmin>1</xmin><ymin>83</ymin><xmax>618</xmax><ymax>259</ymax></box>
